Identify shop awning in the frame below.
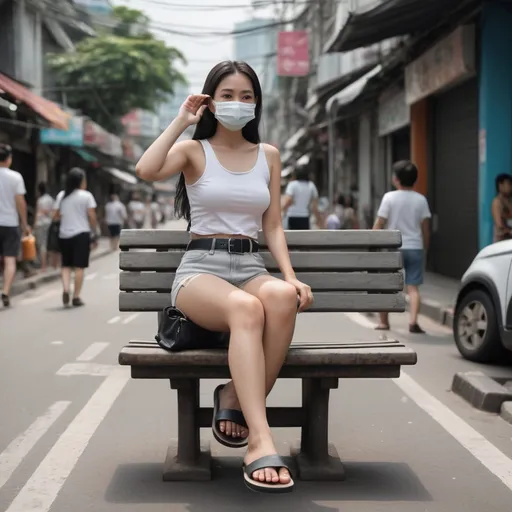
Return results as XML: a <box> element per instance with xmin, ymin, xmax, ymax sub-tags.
<box><xmin>327</xmin><ymin>0</ymin><xmax>465</xmax><ymax>52</ymax></box>
<box><xmin>284</xmin><ymin>127</ymin><xmax>307</xmax><ymax>151</ymax></box>
<box><xmin>103</xmin><ymin>167</ymin><xmax>138</xmax><ymax>185</ymax></box>
<box><xmin>326</xmin><ymin>65</ymin><xmax>382</xmax><ymax>113</ymax></box>
<box><xmin>0</xmin><ymin>73</ymin><xmax>70</xmax><ymax>130</ymax></box>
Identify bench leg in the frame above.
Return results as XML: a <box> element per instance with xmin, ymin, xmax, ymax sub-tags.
<box><xmin>293</xmin><ymin>378</ymin><xmax>345</xmax><ymax>481</ymax></box>
<box><xmin>163</xmin><ymin>379</ymin><xmax>211</xmax><ymax>481</ymax></box>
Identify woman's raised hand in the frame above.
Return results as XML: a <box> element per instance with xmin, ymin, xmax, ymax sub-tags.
<box><xmin>177</xmin><ymin>94</ymin><xmax>210</xmax><ymax>126</ymax></box>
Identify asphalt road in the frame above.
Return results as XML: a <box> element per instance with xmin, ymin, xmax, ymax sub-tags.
<box><xmin>1</xmin><ymin>245</ymin><xmax>512</xmax><ymax>512</ymax></box>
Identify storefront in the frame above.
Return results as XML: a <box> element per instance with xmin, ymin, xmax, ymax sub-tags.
<box><xmin>405</xmin><ymin>25</ymin><xmax>478</xmax><ymax>279</ymax></box>
<box><xmin>377</xmin><ymin>85</ymin><xmax>411</xmax><ymax>199</ymax></box>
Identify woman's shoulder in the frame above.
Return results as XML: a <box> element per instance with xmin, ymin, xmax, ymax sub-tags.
<box><xmin>261</xmin><ymin>143</ymin><xmax>279</xmax><ymax>158</ymax></box>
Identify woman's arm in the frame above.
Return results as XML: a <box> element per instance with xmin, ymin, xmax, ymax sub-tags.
<box><xmin>262</xmin><ymin>146</ymin><xmax>295</xmax><ymax>280</ymax></box>
<box><xmin>262</xmin><ymin>146</ymin><xmax>312</xmax><ymax>311</ymax></box>
<box><xmin>135</xmin><ymin>94</ymin><xmax>209</xmax><ymax>182</ymax></box>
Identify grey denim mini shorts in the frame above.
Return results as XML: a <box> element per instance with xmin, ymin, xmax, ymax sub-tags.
<box><xmin>170</xmin><ymin>246</ymin><xmax>269</xmax><ymax>306</ymax></box>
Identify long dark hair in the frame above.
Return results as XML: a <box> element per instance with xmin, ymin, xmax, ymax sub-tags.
<box><xmin>63</xmin><ymin>167</ymin><xmax>86</xmax><ymax>198</ymax></box>
<box><xmin>174</xmin><ymin>60</ymin><xmax>263</xmax><ymax>222</ymax></box>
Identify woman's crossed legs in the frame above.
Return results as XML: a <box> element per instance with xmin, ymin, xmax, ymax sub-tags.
<box><xmin>175</xmin><ymin>273</ymin><xmax>297</xmax><ymax>485</ymax></box>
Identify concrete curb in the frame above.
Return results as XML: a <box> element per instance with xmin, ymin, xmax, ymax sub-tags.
<box><xmin>405</xmin><ymin>295</ymin><xmax>454</xmax><ymax>328</ymax></box>
<box><xmin>452</xmin><ymin>371</ymin><xmax>512</xmax><ymax>413</ymax></box>
<box><xmin>9</xmin><ymin>244</ymin><xmax>112</xmax><ymax>298</ymax></box>
<box><xmin>501</xmin><ymin>402</ymin><xmax>512</xmax><ymax>425</ymax></box>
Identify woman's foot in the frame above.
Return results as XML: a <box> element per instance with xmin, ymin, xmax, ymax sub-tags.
<box><xmin>217</xmin><ymin>382</ymin><xmax>248</xmax><ymax>439</ymax></box>
<box><xmin>1</xmin><ymin>293</ymin><xmax>10</xmax><ymax>307</ymax></box>
<box><xmin>375</xmin><ymin>324</ymin><xmax>390</xmax><ymax>331</ymax></box>
<box><xmin>244</xmin><ymin>436</ymin><xmax>291</xmax><ymax>485</ymax></box>
<box><xmin>62</xmin><ymin>292</ymin><xmax>70</xmax><ymax>306</ymax></box>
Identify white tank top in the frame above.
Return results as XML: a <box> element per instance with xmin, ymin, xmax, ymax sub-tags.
<box><xmin>186</xmin><ymin>139</ymin><xmax>271</xmax><ymax>239</ymax></box>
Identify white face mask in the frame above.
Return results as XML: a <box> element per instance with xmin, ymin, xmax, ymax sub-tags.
<box><xmin>213</xmin><ymin>101</ymin><xmax>256</xmax><ymax>131</ymax></box>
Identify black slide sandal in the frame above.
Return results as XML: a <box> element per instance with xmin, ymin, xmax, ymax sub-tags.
<box><xmin>212</xmin><ymin>385</ymin><xmax>248</xmax><ymax>448</ymax></box>
<box><xmin>243</xmin><ymin>455</ymin><xmax>294</xmax><ymax>493</ymax></box>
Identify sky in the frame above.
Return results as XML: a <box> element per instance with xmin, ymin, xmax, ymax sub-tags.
<box><xmin>112</xmin><ymin>0</ymin><xmax>279</xmax><ymax>93</ymax></box>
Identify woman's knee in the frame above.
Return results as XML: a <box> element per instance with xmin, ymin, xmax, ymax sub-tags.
<box><xmin>259</xmin><ymin>281</ymin><xmax>297</xmax><ymax>314</ymax></box>
<box><xmin>228</xmin><ymin>292</ymin><xmax>265</xmax><ymax>330</ymax></box>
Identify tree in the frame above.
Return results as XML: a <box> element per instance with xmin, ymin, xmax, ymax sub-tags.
<box><xmin>48</xmin><ymin>7</ymin><xmax>186</xmax><ymax>132</ymax></box>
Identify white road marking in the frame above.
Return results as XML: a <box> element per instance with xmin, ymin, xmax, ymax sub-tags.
<box><xmin>76</xmin><ymin>342</ymin><xmax>109</xmax><ymax>362</ymax></box>
<box><xmin>102</xmin><ymin>273</ymin><xmax>118</xmax><ymax>280</ymax></box>
<box><xmin>0</xmin><ymin>401</ymin><xmax>70</xmax><ymax>490</ymax></box>
<box><xmin>122</xmin><ymin>313</ymin><xmax>139</xmax><ymax>325</ymax></box>
<box><xmin>395</xmin><ymin>372</ymin><xmax>512</xmax><ymax>491</ymax></box>
<box><xmin>5</xmin><ymin>368</ymin><xmax>129</xmax><ymax>512</ymax></box>
<box><xmin>19</xmin><ymin>290</ymin><xmax>59</xmax><ymax>306</ymax></box>
<box><xmin>56</xmin><ymin>362</ymin><xmax>115</xmax><ymax>377</ymax></box>
<box><xmin>107</xmin><ymin>316</ymin><xmax>120</xmax><ymax>324</ymax></box>
<box><xmin>50</xmin><ymin>341</ymin><xmax>64</xmax><ymax>345</ymax></box>
<box><xmin>344</xmin><ymin>312</ymin><xmax>377</xmax><ymax>329</ymax></box>
<box><xmin>85</xmin><ymin>272</ymin><xmax>98</xmax><ymax>281</ymax></box>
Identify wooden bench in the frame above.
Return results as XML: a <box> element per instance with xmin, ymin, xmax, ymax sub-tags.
<box><xmin>118</xmin><ymin>229</ymin><xmax>417</xmax><ymax>482</ymax></box>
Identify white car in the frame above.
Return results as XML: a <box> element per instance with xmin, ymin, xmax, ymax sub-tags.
<box><xmin>453</xmin><ymin>239</ymin><xmax>512</xmax><ymax>362</ymax></box>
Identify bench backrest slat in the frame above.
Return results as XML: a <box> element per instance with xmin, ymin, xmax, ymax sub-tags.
<box><xmin>118</xmin><ymin>229</ymin><xmax>405</xmax><ymax>314</ymax></box>
<box><xmin>119</xmin><ymin>229</ymin><xmax>402</xmax><ymax>250</ymax></box>
<box><xmin>119</xmin><ymin>251</ymin><xmax>402</xmax><ymax>272</ymax></box>
<box><xmin>120</xmin><ymin>271</ymin><xmax>403</xmax><ymax>293</ymax></box>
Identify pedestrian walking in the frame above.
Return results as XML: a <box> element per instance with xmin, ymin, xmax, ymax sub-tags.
<box><xmin>491</xmin><ymin>173</ymin><xmax>512</xmax><ymax>242</ymax></box>
<box><xmin>281</xmin><ymin>166</ymin><xmax>321</xmax><ymax>229</ymax></box>
<box><xmin>53</xmin><ymin>168</ymin><xmax>98</xmax><ymax>307</ymax></box>
<box><xmin>34</xmin><ymin>182</ymin><xmax>57</xmax><ymax>271</ymax></box>
<box><xmin>136</xmin><ymin>60</ymin><xmax>314</xmax><ymax>493</ymax></box>
<box><xmin>373</xmin><ymin>160</ymin><xmax>431</xmax><ymax>334</ymax></box>
<box><xmin>149</xmin><ymin>193</ymin><xmax>161</xmax><ymax>229</ymax></box>
<box><xmin>0</xmin><ymin>143</ymin><xmax>30</xmax><ymax>307</ymax></box>
<box><xmin>128</xmin><ymin>191</ymin><xmax>146</xmax><ymax>229</ymax></box>
<box><xmin>104</xmin><ymin>193</ymin><xmax>127</xmax><ymax>251</ymax></box>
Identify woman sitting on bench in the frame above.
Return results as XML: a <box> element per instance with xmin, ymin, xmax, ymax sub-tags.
<box><xmin>135</xmin><ymin>61</ymin><xmax>313</xmax><ymax>494</ymax></box>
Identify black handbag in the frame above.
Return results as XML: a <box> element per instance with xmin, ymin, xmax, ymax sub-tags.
<box><xmin>155</xmin><ymin>306</ymin><xmax>230</xmax><ymax>352</ymax></box>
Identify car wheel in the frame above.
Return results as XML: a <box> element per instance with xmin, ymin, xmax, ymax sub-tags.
<box><xmin>454</xmin><ymin>289</ymin><xmax>505</xmax><ymax>362</ymax></box>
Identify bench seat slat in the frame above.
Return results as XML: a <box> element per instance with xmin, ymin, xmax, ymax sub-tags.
<box><xmin>120</xmin><ymin>229</ymin><xmax>402</xmax><ymax>250</ymax></box>
<box><xmin>119</xmin><ymin>345</ymin><xmax>417</xmax><ymax>367</ymax></box>
<box><xmin>120</xmin><ymin>271</ymin><xmax>404</xmax><ymax>292</ymax></box>
<box><xmin>128</xmin><ymin>339</ymin><xmax>404</xmax><ymax>349</ymax></box>
<box><xmin>119</xmin><ymin>251</ymin><xmax>403</xmax><ymax>272</ymax></box>
<box><xmin>119</xmin><ymin>291</ymin><xmax>405</xmax><ymax>312</ymax></box>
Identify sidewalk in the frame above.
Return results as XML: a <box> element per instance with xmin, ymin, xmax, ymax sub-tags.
<box><xmin>3</xmin><ymin>237</ymin><xmax>112</xmax><ymax>298</ymax></box>
<box><xmin>1</xmin><ymin>219</ymin><xmax>189</xmax><ymax>298</ymax></box>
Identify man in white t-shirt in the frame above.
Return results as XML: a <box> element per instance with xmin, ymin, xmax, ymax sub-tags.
<box><xmin>0</xmin><ymin>144</ymin><xmax>29</xmax><ymax>307</ymax></box>
<box><xmin>373</xmin><ymin>160</ymin><xmax>431</xmax><ymax>334</ymax></box>
<box><xmin>128</xmin><ymin>192</ymin><xmax>146</xmax><ymax>229</ymax></box>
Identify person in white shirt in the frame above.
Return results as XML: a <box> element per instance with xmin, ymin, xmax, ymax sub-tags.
<box><xmin>281</xmin><ymin>166</ymin><xmax>322</xmax><ymax>229</ymax></box>
<box><xmin>53</xmin><ymin>168</ymin><xmax>98</xmax><ymax>307</ymax></box>
<box><xmin>373</xmin><ymin>160</ymin><xmax>431</xmax><ymax>333</ymax></box>
<box><xmin>149</xmin><ymin>193</ymin><xmax>161</xmax><ymax>229</ymax></box>
<box><xmin>104</xmin><ymin>193</ymin><xmax>127</xmax><ymax>250</ymax></box>
<box><xmin>0</xmin><ymin>144</ymin><xmax>29</xmax><ymax>307</ymax></box>
<box><xmin>128</xmin><ymin>191</ymin><xmax>146</xmax><ymax>229</ymax></box>
<box><xmin>34</xmin><ymin>182</ymin><xmax>57</xmax><ymax>271</ymax></box>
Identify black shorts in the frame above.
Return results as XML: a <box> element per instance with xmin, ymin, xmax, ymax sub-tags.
<box><xmin>0</xmin><ymin>226</ymin><xmax>21</xmax><ymax>257</ymax></box>
<box><xmin>288</xmin><ymin>216</ymin><xmax>310</xmax><ymax>230</ymax></box>
<box><xmin>59</xmin><ymin>232</ymin><xmax>91</xmax><ymax>268</ymax></box>
<box><xmin>107</xmin><ymin>224</ymin><xmax>122</xmax><ymax>238</ymax></box>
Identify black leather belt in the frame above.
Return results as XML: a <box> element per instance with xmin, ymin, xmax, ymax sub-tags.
<box><xmin>187</xmin><ymin>238</ymin><xmax>259</xmax><ymax>254</ymax></box>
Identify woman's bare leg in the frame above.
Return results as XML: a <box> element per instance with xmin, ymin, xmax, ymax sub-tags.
<box><xmin>176</xmin><ymin>274</ymin><xmax>290</xmax><ymax>485</ymax></box>
<box><xmin>243</xmin><ymin>275</ymin><xmax>297</xmax><ymax>393</ymax></box>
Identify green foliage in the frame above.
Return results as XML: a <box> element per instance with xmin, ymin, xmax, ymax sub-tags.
<box><xmin>47</xmin><ymin>8</ymin><xmax>186</xmax><ymax>132</ymax></box>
